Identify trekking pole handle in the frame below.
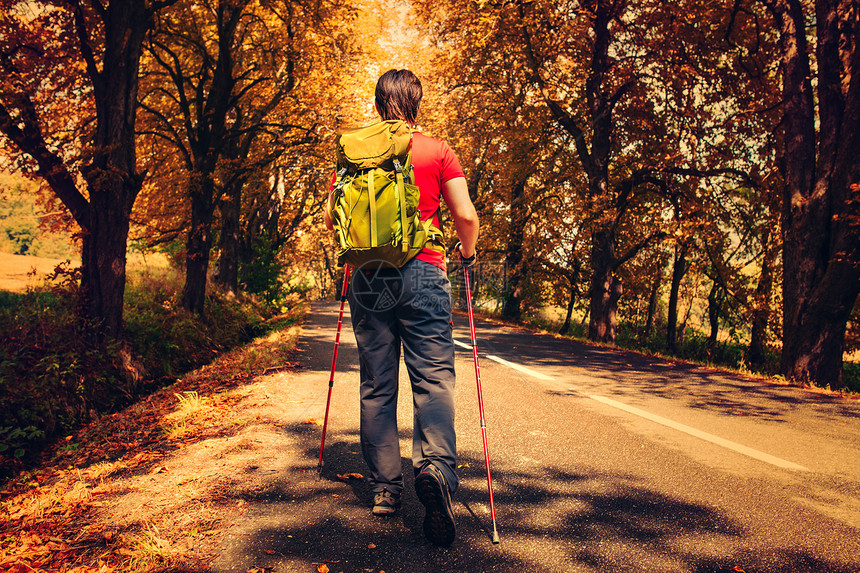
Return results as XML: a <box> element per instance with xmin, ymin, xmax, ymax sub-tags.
<box><xmin>454</xmin><ymin>241</ymin><xmax>476</xmax><ymax>267</ymax></box>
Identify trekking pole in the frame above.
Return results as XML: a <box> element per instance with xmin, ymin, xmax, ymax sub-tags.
<box><xmin>462</xmin><ymin>257</ymin><xmax>500</xmax><ymax>544</ymax></box>
<box><xmin>317</xmin><ymin>264</ymin><xmax>352</xmax><ymax>480</ymax></box>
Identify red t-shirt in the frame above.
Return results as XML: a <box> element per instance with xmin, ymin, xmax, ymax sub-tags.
<box><xmin>410</xmin><ymin>132</ymin><xmax>466</xmax><ymax>270</ymax></box>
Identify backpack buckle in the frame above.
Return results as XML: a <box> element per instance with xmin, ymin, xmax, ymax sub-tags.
<box><xmin>392</xmin><ymin>160</ymin><xmax>403</xmax><ymax>173</ymax></box>
<box><xmin>334</xmin><ymin>167</ymin><xmax>348</xmax><ymax>196</ymax></box>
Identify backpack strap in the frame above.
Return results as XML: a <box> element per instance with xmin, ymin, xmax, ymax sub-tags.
<box><xmin>393</xmin><ymin>157</ymin><xmax>409</xmax><ymax>253</ymax></box>
<box><xmin>367</xmin><ymin>170</ymin><xmax>377</xmax><ymax>247</ymax></box>
<box><xmin>332</xmin><ymin>167</ymin><xmax>349</xmax><ymax>249</ymax></box>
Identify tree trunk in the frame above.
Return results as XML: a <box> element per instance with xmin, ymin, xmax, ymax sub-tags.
<box><xmin>215</xmin><ymin>181</ymin><xmax>242</xmax><ymax>294</ymax></box>
<box><xmin>166</xmin><ymin>1</ymin><xmax>246</xmax><ymax>314</ymax></box>
<box><xmin>79</xmin><ymin>192</ymin><xmax>135</xmax><ymax>339</ymax></box>
<box><xmin>766</xmin><ymin>0</ymin><xmax>860</xmax><ymax>389</ymax></box>
<box><xmin>559</xmin><ymin>258</ymin><xmax>582</xmax><ymax>335</ymax></box>
<box><xmin>666</xmin><ymin>242</ymin><xmax>688</xmax><ymax>352</ymax></box>
<box><xmin>707</xmin><ymin>282</ymin><xmax>722</xmax><ymax>350</ymax></box>
<box><xmin>589</xmin><ymin>228</ymin><xmax>622</xmax><ymax>343</ymax></box>
<box><xmin>182</xmin><ymin>173</ymin><xmax>215</xmax><ymax>314</ymax></box>
<box><xmin>560</xmin><ymin>289</ymin><xmax>575</xmax><ymax>335</ymax></box>
<box><xmin>644</xmin><ymin>270</ymin><xmax>662</xmax><ymax>338</ymax></box>
<box><xmin>502</xmin><ymin>180</ymin><xmax>526</xmax><ymax>321</ymax></box>
<box><xmin>76</xmin><ymin>4</ymin><xmax>150</xmax><ymax>338</ymax></box>
<box><xmin>748</xmin><ymin>229</ymin><xmax>775</xmax><ymax>365</ymax></box>
<box><xmin>782</xmin><ymin>293</ymin><xmax>854</xmax><ymax>386</ymax></box>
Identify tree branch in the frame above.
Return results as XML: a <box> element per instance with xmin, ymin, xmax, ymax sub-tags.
<box><xmin>612</xmin><ymin>231</ymin><xmax>667</xmax><ymax>271</ymax></box>
<box><xmin>0</xmin><ymin>98</ymin><xmax>91</xmax><ymax>229</ymax></box>
<box><xmin>63</xmin><ymin>0</ymin><xmax>103</xmax><ymax>96</ymax></box>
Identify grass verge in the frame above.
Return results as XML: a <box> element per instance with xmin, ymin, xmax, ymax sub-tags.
<box><xmin>0</xmin><ymin>261</ymin><xmax>286</xmax><ymax>476</ymax></box>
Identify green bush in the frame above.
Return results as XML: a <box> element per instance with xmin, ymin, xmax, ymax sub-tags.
<box><xmin>0</xmin><ymin>286</ymin><xmax>115</xmax><ymax>469</ymax></box>
<box><xmin>0</xmin><ymin>425</ymin><xmax>45</xmax><ymax>460</ymax></box>
<box><xmin>0</xmin><ymin>190</ymin><xmax>73</xmax><ymax>258</ymax></box>
<box><xmin>843</xmin><ymin>363</ymin><xmax>859</xmax><ymax>394</ymax></box>
<box><xmin>123</xmin><ymin>267</ymin><xmax>265</xmax><ymax>377</ymax></box>
<box><xmin>239</xmin><ymin>236</ymin><xmax>286</xmax><ymax>306</ymax></box>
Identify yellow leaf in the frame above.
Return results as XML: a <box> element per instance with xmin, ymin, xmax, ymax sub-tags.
<box><xmin>317</xmin><ymin>565</ymin><xmax>330</xmax><ymax>573</ymax></box>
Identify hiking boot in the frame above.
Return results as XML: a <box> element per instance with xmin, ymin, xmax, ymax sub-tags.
<box><xmin>415</xmin><ymin>463</ymin><xmax>456</xmax><ymax>546</ymax></box>
<box><xmin>372</xmin><ymin>488</ymin><xmax>400</xmax><ymax>516</ymax></box>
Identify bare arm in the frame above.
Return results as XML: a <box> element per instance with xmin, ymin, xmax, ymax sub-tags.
<box><xmin>441</xmin><ymin>176</ymin><xmax>479</xmax><ymax>259</ymax></box>
<box><xmin>323</xmin><ymin>190</ymin><xmax>334</xmax><ymax>231</ymax></box>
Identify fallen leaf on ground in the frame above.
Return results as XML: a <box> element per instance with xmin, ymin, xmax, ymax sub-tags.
<box><xmin>149</xmin><ymin>465</ymin><xmax>168</xmax><ymax>474</ymax></box>
<box><xmin>336</xmin><ymin>473</ymin><xmax>364</xmax><ymax>480</ymax></box>
<box><xmin>303</xmin><ymin>419</ymin><xmax>323</xmax><ymax>426</ymax></box>
<box><xmin>317</xmin><ymin>565</ymin><xmax>330</xmax><ymax>573</ymax></box>
<box><xmin>367</xmin><ymin>543</ymin><xmax>376</xmax><ymax>549</ymax></box>
<box><xmin>264</xmin><ymin>549</ymin><xmax>275</xmax><ymax>555</ymax></box>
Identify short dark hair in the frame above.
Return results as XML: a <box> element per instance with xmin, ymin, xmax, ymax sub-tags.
<box><xmin>375</xmin><ymin>69</ymin><xmax>422</xmax><ymax>125</ymax></box>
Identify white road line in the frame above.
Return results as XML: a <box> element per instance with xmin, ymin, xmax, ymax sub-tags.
<box><xmin>453</xmin><ymin>338</ymin><xmax>554</xmax><ymax>380</ymax></box>
<box><xmin>485</xmin><ymin>354</ymin><xmax>556</xmax><ymax>381</ymax></box>
<box><xmin>587</xmin><ymin>395</ymin><xmax>810</xmax><ymax>472</ymax></box>
<box><xmin>453</xmin><ymin>338</ymin><xmax>810</xmax><ymax>472</ymax></box>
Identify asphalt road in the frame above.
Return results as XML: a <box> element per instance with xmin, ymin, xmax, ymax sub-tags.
<box><xmin>211</xmin><ymin>301</ymin><xmax>860</xmax><ymax>573</ymax></box>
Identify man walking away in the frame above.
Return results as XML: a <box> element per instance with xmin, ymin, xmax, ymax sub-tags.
<box><xmin>324</xmin><ymin>69</ymin><xmax>479</xmax><ymax>546</ymax></box>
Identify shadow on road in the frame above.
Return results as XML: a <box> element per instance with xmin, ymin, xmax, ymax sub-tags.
<box><xmin>210</xmin><ymin>303</ymin><xmax>859</xmax><ymax>573</ymax></box>
<box><xmin>211</xmin><ymin>419</ymin><xmax>857</xmax><ymax>573</ymax></box>
<box><xmin>461</xmin><ymin>318</ymin><xmax>859</xmax><ymax>425</ymax></box>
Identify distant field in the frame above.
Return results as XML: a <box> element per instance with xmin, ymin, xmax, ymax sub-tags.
<box><xmin>0</xmin><ymin>252</ymin><xmax>77</xmax><ymax>292</ymax></box>
<box><xmin>0</xmin><ymin>252</ymin><xmax>175</xmax><ymax>293</ymax></box>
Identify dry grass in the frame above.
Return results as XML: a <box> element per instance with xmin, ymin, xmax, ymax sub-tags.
<box><xmin>0</xmin><ymin>252</ymin><xmax>172</xmax><ymax>293</ymax></box>
<box><xmin>0</xmin><ymin>252</ymin><xmax>78</xmax><ymax>292</ymax></box>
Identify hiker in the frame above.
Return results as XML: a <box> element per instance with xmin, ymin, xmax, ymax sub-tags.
<box><xmin>323</xmin><ymin>69</ymin><xmax>479</xmax><ymax>546</ymax></box>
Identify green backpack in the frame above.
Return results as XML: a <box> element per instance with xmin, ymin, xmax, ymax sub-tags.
<box><xmin>328</xmin><ymin>120</ymin><xmax>444</xmax><ymax>269</ymax></box>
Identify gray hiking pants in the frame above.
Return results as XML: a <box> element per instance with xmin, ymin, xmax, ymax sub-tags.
<box><xmin>348</xmin><ymin>258</ymin><xmax>458</xmax><ymax>496</ymax></box>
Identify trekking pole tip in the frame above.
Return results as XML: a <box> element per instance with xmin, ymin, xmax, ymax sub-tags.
<box><xmin>491</xmin><ymin>528</ymin><xmax>500</xmax><ymax>544</ymax></box>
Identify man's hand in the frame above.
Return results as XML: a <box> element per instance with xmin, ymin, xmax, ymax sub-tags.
<box><xmin>453</xmin><ymin>241</ymin><xmax>476</xmax><ymax>268</ymax></box>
